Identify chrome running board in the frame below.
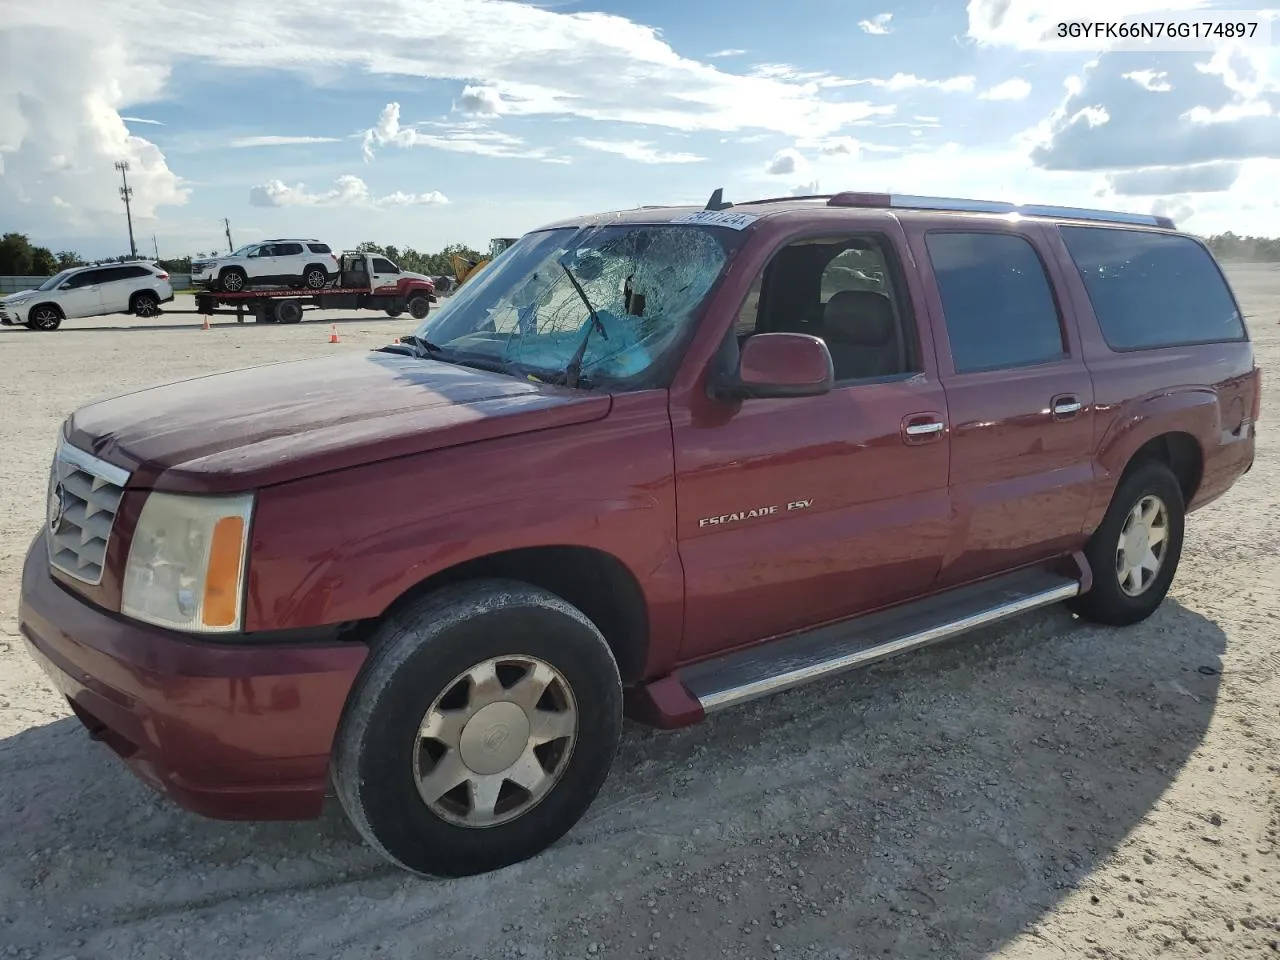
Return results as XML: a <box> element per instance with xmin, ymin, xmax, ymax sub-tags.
<box><xmin>679</xmin><ymin>567</ymin><xmax>1080</xmax><ymax>713</ymax></box>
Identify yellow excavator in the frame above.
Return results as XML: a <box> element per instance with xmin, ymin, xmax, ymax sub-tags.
<box><xmin>451</xmin><ymin>238</ymin><xmax>518</xmax><ymax>287</ymax></box>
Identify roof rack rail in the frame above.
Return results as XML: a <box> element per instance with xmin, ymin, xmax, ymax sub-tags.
<box><xmin>826</xmin><ymin>192</ymin><xmax>1177</xmax><ymax>229</ymax></box>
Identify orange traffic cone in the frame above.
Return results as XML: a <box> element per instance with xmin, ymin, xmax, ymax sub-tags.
<box><xmin>328</xmin><ymin>324</ymin><xmax>340</xmax><ymax>344</ymax></box>
<box><xmin>201</xmin><ymin>314</ymin><xmax>210</xmax><ymax>330</ymax></box>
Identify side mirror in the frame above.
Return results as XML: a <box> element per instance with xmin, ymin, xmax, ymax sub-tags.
<box><xmin>714</xmin><ymin>332</ymin><xmax>834</xmax><ymax>400</ymax></box>
<box><xmin>58</xmin><ymin>282</ymin><xmax>73</xmax><ymax>290</ymax></box>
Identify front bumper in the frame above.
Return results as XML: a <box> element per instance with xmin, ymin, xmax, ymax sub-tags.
<box><xmin>18</xmin><ymin>534</ymin><xmax>368</xmax><ymax>820</ymax></box>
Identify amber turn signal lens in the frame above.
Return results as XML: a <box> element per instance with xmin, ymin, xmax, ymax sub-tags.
<box><xmin>202</xmin><ymin>515</ymin><xmax>246</xmax><ymax>628</ymax></box>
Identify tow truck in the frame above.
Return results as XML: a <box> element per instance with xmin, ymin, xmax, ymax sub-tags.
<box><xmin>193</xmin><ymin>251</ymin><xmax>436</xmax><ymax>324</ymax></box>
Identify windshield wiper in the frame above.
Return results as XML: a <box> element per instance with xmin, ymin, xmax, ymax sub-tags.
<box><xmin>374</xmin><ymin>334</ymin><xmax>444</xmax><ymax>359</ymax></box>
<box><xmin>559</xmin><ymin>262</ymin><xmax>609</xmax><ymax>389</ymax></box>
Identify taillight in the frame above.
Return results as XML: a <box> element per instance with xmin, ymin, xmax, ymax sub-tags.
<box><xmin>1251</xmin><ymin>366</ymin><xmax>1262</xmax><ymax>423</ymax></box>
<box><xmin>156</xmin><ymin>271</ymin><xmax>169</xmax><ymax>280</ymax></box>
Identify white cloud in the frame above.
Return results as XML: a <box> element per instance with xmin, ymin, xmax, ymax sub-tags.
<box><xmin>456</xmin><ymin>85</ymin><xmax>505</xmax><ymax>115</ymax></box>
<box><xmin>574</xmin><ymin>138</ymin><xmax>704</xmax><ymax>163</ymax></box>
<box><xmin>980</xmin><ymin>78</ymin><xmax>1032</xmax><ymax>101</ymax></box>
<box><xmin>766</xmin><ymin>148</ymin><xmax>808</xmax><ymax>176</ymax></box>
<box><xmin>859</xmin><ymin>13</ymin><xmax>894</xmax><ymax>35</ymax></box>
<box><xmin>791</xmin><ymin>181</ymin><xmax>821</xmax><ymax>196</ymax></box>
<box><xmin>821</xmin><ymin>73</ymin><xmax>977</xmax><ymax>93</ymax></box>
<box><xmin>228</xmin><ymin>135</ymin><xmax>343</xmax><ymax>148</ymax></box>
<box><xmin>1107</xmin><ymin>162</ymin><xmax>1241</xmax><ymax>195</ymax></box>
<box><xmin>6</xmin><ymin>0</ymin><xmax>891</xmax><ymax>140</ymax></box>
<box><xmin>1123</xmin><ymin>70</ymin><xmax>1172</xmax><ymax>92</ymax></box>
<box><xmin>1028</xmin><ymin>50</ymin><xmax>1280</xmax><ymax>171</ymax></box>
<box><xmin>120</xmin><ymin>116</ymin><xmax>164</xmax><ymax>125</ymax></box>
<box><xmin>708</xmin><ymin>48</ymin><xmax>747</xmax><ymax>58</ymax></box>
<box><xmin>361</xmin><ymin>102</ymin><xmax>560</xmax><ymax>162</ymax></box>
<box><xmin>249</xmin><ymin>175</ymin><xmax>448</xmax><ymax>208</ymax></box>
<box><xmin>0</xmin><ymin>28</ymin><xmax>188</xmax><ymax>237</ymax></box>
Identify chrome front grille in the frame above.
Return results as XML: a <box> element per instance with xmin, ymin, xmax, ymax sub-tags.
<box><xmin>47</xmin><ymin>441</ymin><xmax>131</xmax><ymax>585</ymax></box>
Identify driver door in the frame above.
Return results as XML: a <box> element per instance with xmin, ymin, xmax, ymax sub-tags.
<box><xmin>247</xmin><ymin>244</ymin><xmax>277</xmax><ymax>283</ymax></box>
<box><xmin>370</xmin><ymin>257</ymin><xmax>402</xmax><ymax>292</ymax></box>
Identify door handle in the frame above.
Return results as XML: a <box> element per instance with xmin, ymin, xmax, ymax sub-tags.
<box><xmin>902</xmin><ymin>413</ymin><xmax>946</xmax><ymax>445</ymax></box>
<box><xmin>1052</xmin><ymin>395</ymin><xmax>1083</xmax><ymax>419</ymax></box>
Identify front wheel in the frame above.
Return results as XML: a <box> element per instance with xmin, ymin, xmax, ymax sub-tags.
<box><xmin>332</xmin><ymin>580</ymin><xmax>623</xmax><ymax>877</ymax></box>
<box><xmin>407</xmin><ymin>295</ymin><xmax>431</xmax><ymax>320</ymax></box>
<box><xmin>219</xmin><ymin>268</ymin><xmax>247</xmax><ymax>292</ymax></box>
<box><xmin>1068</xmin><ymin>460</ymin><xmax>1185</xmax><ymax>626</ymax></box>
<box><xmin>26</xmin><ymin>305</ymin><xmax>63</xmax><ymax>331</ymax></box>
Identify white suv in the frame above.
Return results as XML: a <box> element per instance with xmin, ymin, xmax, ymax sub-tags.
<box><xmin>191</xmin><ymin>240</ymin><xmax>339</xmax><ymax>292</ymax></box>
<box><xmin>0</xmin><ymin>262</ymin><xmax>175</xmax><ymax>331</ymax></box>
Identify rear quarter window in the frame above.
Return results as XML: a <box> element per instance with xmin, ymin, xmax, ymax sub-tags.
<box><xmin>307</xmin><ymin>243</ymin><xmax>331</xmax><ymax>254</ymax></box>
<box><xmin>1060</xmin><ymin>226</ymin><xmax>1246</xmax><ymax>350</ymax></box>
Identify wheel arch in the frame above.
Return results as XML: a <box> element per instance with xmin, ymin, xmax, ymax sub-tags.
<box><xmin>129</xmin><ymin>288</ymin><xmax>160</xmax><ymax>308</ymax></box>
<box><xmin>376</xmin><ymin>545</ymin><xmax>651</xmax><ymax>683</ymax></box>
<box><xmin>27</xmin><ymin>301</ymin><xmax>64</xmax><ymax>321</ymax></box>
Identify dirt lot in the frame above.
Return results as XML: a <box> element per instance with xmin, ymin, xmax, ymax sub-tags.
<box><xmin>1</xmin><ymin>271</ymin><xmax>1278</xmax><ymax>960</ymax></box>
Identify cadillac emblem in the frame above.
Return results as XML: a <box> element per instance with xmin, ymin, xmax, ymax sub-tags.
<box><xmin>48</xmin><ymin>480</ymin><xmax>67</xmax><ymax>535</ymax></box>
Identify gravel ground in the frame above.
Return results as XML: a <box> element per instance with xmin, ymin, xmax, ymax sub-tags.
<box><xmin>1</xmin><ymin>272</ymin><xmax>1278</xmax><ymax>960</ymax></box>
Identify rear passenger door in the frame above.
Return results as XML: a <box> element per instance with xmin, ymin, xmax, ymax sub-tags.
<box><xmin>907</xmin><ymin>223</ymin><xmax>1096</xmax><ymax>588</ymax></box>
<box><xmin>97</xmin><ymin>266</ymin><xmax>142</xmax><ymax>313</ymax></box>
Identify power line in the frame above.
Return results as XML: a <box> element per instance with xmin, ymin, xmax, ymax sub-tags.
<box><xmin>114</xmin><ymin>160</ymin><xmax>137</xmax><ymax>259</ymax></box>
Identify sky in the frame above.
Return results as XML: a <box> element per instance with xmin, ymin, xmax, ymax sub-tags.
<box><xmin>1</xmin><ymin>0</ymin><xmax>1278</xmax><ymax>260</ymax></box>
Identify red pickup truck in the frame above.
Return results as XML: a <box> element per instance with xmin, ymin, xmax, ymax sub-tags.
<box><xmin>19</xmin><ymin>190</ymin><xmax>1259</xmax><ymax>878</ymax></box>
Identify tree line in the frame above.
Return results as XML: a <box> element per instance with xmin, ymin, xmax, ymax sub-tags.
<box><xmin>5</xmin><ymin>228</ymin><xmax>1280</xmax><ymax>277</ymax></box>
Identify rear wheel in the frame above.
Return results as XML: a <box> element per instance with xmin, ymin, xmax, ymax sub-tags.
<box><xmin>274</xmin><ymin>299</ymin><xmax>303</xmax><ymax>324</ymax></box>
<box><xmin>26</xmin><ymin>304</ymin><xmax>63</xmax><ymax>331</ymax></box>
<box><xmin>219</xmin><ymin>267</ymin><xmax>247</xmax><ymax>292</ymax></box>
<box><xmin>1068</xmin><ymin>460</ymin><xmax>1185</xmax><ymax>626</ymax></box>
<box><xmin>407</xmin><ymin>295</ymin><xmax>431</xmax><ymax>321</ymax></box>
<box><xmin>385</xmin><ymin>306</ymin><xmax>404</xmax><ymax>318</ymax></box>
<box><xmin>332</xmin><ymin>580</ymin><xmax>623</xmax><ymax>877</ymax></box>
<box><xmin>131</xmin><ymin>291</ymin><xmax>159</xmax><ymax>318</ymax></box>
<box><xmin>302</xmin><ymin>265</ymin><xmax>329</xmax><ymax>289</ymax></box>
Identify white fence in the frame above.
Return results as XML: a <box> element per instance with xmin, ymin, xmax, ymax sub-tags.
<box><xmin>0</xmin><ymin>274</ymin><xmax>194</xmax><ymax>295</ymax></box>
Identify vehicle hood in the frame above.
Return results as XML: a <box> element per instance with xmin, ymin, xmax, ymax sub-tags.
<box><xmin>66</xmin><ymin>352</ymin><xmax>611</xmax><ymax>493</ymax></box>
<box><xmin>3</xmin><ymin>290</ymin><xmax>37</xmax><ymax>304</ymax></box>
<box><xmin>402</xmin><ymin>271</ymin><xmax>435</xmax><ymax>288</ymax></box>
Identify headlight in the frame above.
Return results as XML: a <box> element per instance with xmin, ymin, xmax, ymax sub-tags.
<box><xmin>121</xmin><ymin>492</ymin><xmax>254</xmax><ymax>633</ymax></box>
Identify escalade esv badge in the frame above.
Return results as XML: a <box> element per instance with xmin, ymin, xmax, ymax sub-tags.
<box><xmin>698</xmin><ymin>499</ymin><xmax>813</xmax><ymax>528</ymax></box>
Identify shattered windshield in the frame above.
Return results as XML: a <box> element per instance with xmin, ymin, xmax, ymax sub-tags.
<box><xmin>413</xmin><ymin>224</ymin><xmax>741</xmax><ymax>387</ymax></box>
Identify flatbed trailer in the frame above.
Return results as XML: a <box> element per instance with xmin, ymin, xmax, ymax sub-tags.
<box><xmin>190</xmin><ymin>252</ymin><xmax>437</xmax><ymax>323</ymax></box>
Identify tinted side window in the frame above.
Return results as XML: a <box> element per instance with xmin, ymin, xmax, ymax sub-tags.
<box><xmin>372</xmin><ymin>258</ymin><xmax>399</xmax><ymax>273</ymax></box>
<box><xmin>109</xmin><ymin>265</ymin><xmax>150</xmax><ymax>280</ymax></box>
<box><xmin>1060</xmin><ymin>226</ymin><xmax>1245</xmax><ymax>350</ymax></box>
<box><xmin>255</xmin><ymin>245</ymin><xmax>276</xmax><ymax>257</ymax></box>
<box><xmin>66</xmin><ymin>270</ymin><xmax>103</xmax><ymax>288</ymax></box>
<box><xmin>308</xmin><ymin>243</ymin><xmax>331</xmax><ymax>254</ymax></box>
<box><xmin>926</xmin><ymin>232</ymin><xmax>1066</xmax><ymax>374</ymax></box>
<box><xmin>278</xmin><ymin>243</ymin><xmax>304</xmax><ymax>256</ymax></box>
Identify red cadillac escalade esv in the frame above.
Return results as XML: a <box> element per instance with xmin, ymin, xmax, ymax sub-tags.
<box><xmin>19</xmin><ymin>190</ymin><xmax>1259</xmax><ymax>878</ymax></box>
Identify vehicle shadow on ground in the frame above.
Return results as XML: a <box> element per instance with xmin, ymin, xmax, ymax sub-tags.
<box><xmin>0</xmin><ymin>599</ymin><xmax>1225</xmax><ymax>959</ymax></box>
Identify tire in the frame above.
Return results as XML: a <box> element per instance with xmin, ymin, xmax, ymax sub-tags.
<box><xmin>303</xmin><ymin>265</ymin><xmax>329</xmax><ymax>290</ymax></box>
<box><xmin>131</xmin><ymin>291</ymin><xmax>159</xmax><ymax>318</ymax></box>
<box><xmin>332</xmin><ymin>579</ymin><xmax>623</xmax><ymax>878</ymax></box>
<box><xmin>274</xmin><ymin>299</ymin><xmax>303</xmax><ymax>324</ymax></box>
<box><xmin>385</xmin><ymin>307</ymin><xmax>404</xmax><ymax>318</ymax></box>
<box><xmin>407</xmin><ymin>295</ymin><xmax>431</xmax><ymax>321</ymax></box>
<box><xmin>26</xmin><ymin>304</ymin><xmax>63</xmax><ymax>331</ymax></box>
<box><xmin>1068</xmin><ymin>460</ymin><xmax>1185</xmax><ymax>626</ymax></box>
<box><xmin>219</xmin><ymin>267</ymin><xmax>247</xmax><ymax>293</ymax></box>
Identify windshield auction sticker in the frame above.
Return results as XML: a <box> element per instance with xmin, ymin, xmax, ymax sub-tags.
<box><xmin>669</xmin><ymin>211</ymin><xmax>760</xmax><ymax>230</ymax></box>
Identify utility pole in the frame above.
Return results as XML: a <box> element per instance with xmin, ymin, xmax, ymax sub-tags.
<box><xmin>224</xmin><ymin>218</ymin><xmax>234</xmax><ymax>253</ymax></box>
<box><xmin>115</xmin><ymin>160</ymin><xmax>137</xmax><ymax>259</ymax></box>
<box><xmin>152</xmin><ymin>234</ymin><xmax>160</xmax><ymax>261</ymax></box>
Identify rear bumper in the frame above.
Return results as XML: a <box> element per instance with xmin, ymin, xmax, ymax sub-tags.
<box><xmin>18</xmin><ymin>534</ymin><xmax>367</xmax><ymax>820</ymax></box>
